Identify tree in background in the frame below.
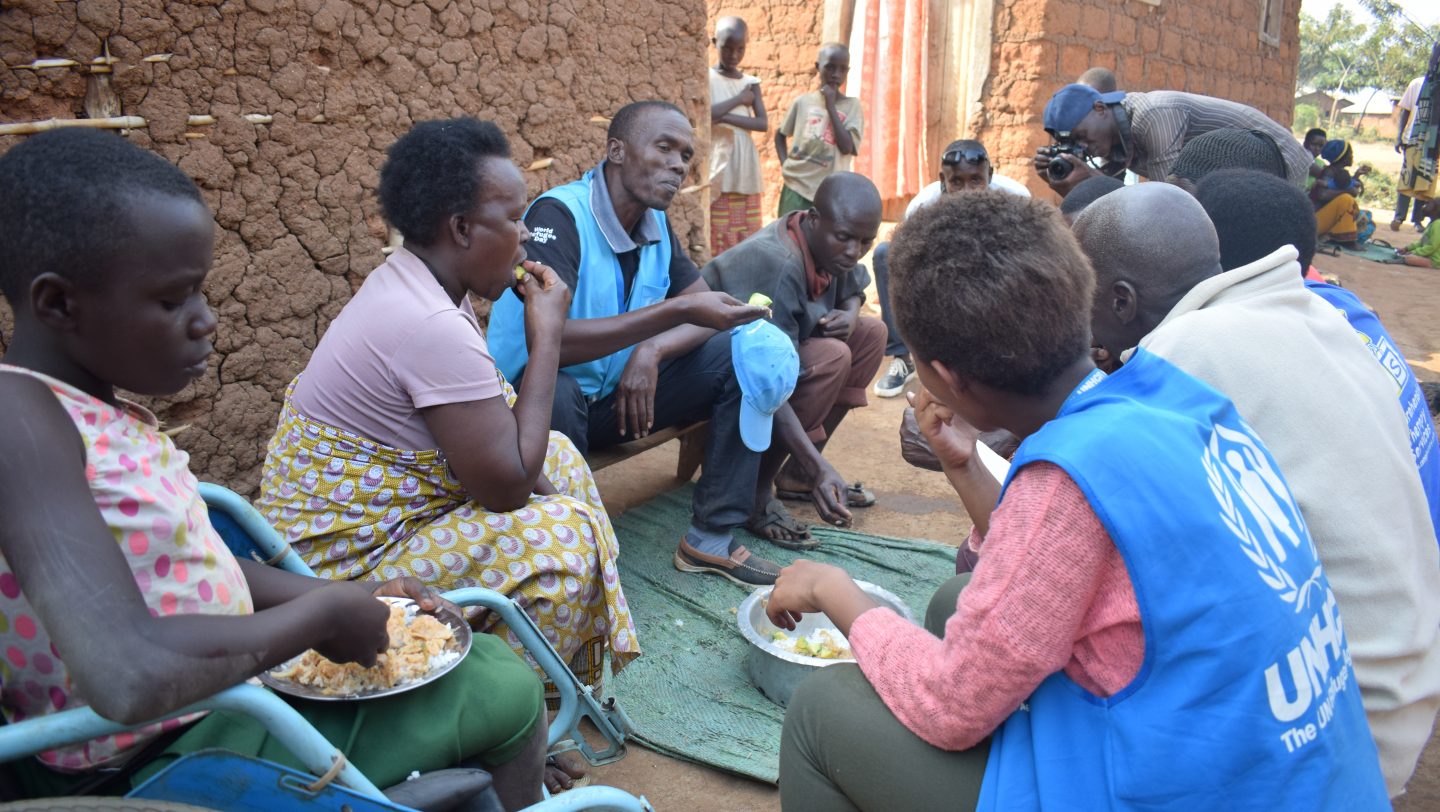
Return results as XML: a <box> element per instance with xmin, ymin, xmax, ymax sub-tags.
<box><xmin>1298</xmin><ymin>2</ymin><xmax>1436</xmax><ymax>130</ymax></box>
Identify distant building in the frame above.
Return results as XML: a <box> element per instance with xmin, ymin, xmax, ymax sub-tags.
<box><xmin>1296</xmin><ymin>88</ymin><xmax>1400</xmax><ymax>138</ymax></box>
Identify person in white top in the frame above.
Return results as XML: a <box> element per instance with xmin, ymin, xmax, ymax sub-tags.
<box><xmin>873</xmin><ymin>140</ymin><xmax>1031</xmax><ymax>397</ymax></box>
<box><xmin>708</xmin><ymin>16</ymin><xmax>767</xmax><ymax>256</ymax></box>
<box><xmin>1393</xmin><ymin>75</ymin><xmax>1426</xmax><ymax>233</ymax></box>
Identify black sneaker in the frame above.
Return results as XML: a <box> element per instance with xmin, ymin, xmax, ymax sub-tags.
<box><xmin>674</xmin><ymin>538</ymin><xmax>781</xmax><ymax>587</ymax></box>
<box><xmin>873</xmin><ymin>356</ymin><xmax>916</xmax><ymax>398</ymax></box>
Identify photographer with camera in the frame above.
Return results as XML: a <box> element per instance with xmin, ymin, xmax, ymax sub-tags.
<box><xmin>1033</xmin><ymin>84</ymin><xmax>1313</xmax><ymax>197</ymax></box>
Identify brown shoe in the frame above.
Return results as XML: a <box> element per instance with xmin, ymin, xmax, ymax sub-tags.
<box><xmin>674</xmin><ymin>538</ymin><xmax>781</xmax><ymax>587</ymax></box>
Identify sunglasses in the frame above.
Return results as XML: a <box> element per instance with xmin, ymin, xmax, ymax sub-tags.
<box><xmin>941</xmin><ymin>148</ymin><xmax>989</xmax><ymax>166</ymax></box>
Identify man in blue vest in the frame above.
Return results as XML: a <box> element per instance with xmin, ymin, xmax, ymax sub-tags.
<box><xmin>488</xmin><ymin>101</ymin><xmax>788</xmax><ymax>586</ymax></box>
<box><xmin>1078</xmin><ymin>183</ymin><xmax>1440</xmax><ymax>796</ymax></box>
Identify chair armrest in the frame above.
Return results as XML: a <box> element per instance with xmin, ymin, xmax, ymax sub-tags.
<box><xmin>198</xmin><ymin>483</ymin><xmax>314</xmax><ymax>576</ymax></box>
<box><xmin>0</xmin><ymin>683</ymin><xmax>385</xmax><ymax>800</ymax></box>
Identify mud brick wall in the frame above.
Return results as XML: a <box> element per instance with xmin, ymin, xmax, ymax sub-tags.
<box><xmin>979</xmin><ymin>0</ymin><xmax>1303</xmax><ymax>197</ymax></box>
<box><xmin>707</xmin><ymin>1</ymin><xmax>826</xmax><ymax>219</ymax></box>
<box><xmin>713</xmin><ymin>0</ymin><xmax>1302</xmax><ymax>204</ymax></box>
<box><xmin>0</xmin><ymin>0</ymin><xmax>711</xmax><ymax>496</ymax></box>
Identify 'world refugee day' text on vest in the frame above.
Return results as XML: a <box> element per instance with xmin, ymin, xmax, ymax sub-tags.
<box><xmin>976</xmin><ymin>350</ymin><xmax>1387</xmax><ymax>811</ymax></box>
<box><xmin>487</xmin><ymin>170</ymin><xmax>673</xmax><ymax>401</ymax></box>
<box><xmin>1306</xmin><ymin>280</ymin><xmax>1440</xmax><ymax>546</ymax></box>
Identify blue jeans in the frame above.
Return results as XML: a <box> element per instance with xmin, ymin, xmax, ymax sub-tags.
<box><xmin>872</xmin><ymin>242</ymin><xmax>907</xmax><ymax>357</ymax></box>
<box><xmin>548</xmin><ymin>331</ymin><xmax>758</xmax><ymax>538</ymax></box>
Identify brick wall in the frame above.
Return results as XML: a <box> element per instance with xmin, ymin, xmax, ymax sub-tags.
<box><xmin>704</xmin><ymin>0</ymin><xmax>1302</xmax><ymax>205</ymax></box>
<box><xmin>0</xmin><ymin>0</ymin><xmax>711</xmax><ymax>495</ymax></box>
<box><xmin>978</xmin><ymin>0</ymin><xmax>1303</xmax><ymax>197</ymax></box>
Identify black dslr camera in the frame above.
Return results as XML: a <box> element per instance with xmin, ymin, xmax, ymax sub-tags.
<box><xmin>1039</xmin><ymin>142</ymin><xmax>1087</xmax><ymax>181</ymax></box>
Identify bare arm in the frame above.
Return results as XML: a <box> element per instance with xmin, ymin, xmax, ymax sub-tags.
<box><xmin>769</xmin><ymin>402</ymin><xmax>852</xmax><ymax>527</ymax></box>
<box><xmin>0</xmin><ymin>375</ymin><xmax>389</xmax><ymax>725</ymax></box>
<box><xmin>824</xmin><ymin>93</ymin><xmax>858</xmax><ymax>156</ymax></box>
<box><xmin>558</xmin><ymin>280</ymin><xmax>765</xmax><ymax>367</ymax></box>
<box><xmin>424</xmin><ymin>267</ymin><xmax>569</xmax><ymax>513</ymax></box>
<box><xmin>717</xmin><ymin>84</ymin><xmax>768</xmax><ymax>132</ymax></box>
<box><xmin>775</xmin><ymin>131</ymin><xmax>788</xmax><ymax>162</ymax></box>
<box><xmin>909</xmin><ymin>387</ymin><xmax>1001</xmax><ymax>536</ymax></box>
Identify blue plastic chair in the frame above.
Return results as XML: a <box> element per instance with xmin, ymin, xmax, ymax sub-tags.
<box><xmin>128</xmin><ymin>750</ymin><xmax>656</xmax><ymax>812</ymax></box>
<box><xmin>0</xmin><ymin>484</ymin><xmax>652</xmax><ymax>811</ymax></box>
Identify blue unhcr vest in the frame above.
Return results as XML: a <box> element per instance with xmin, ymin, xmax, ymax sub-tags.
<box><xmin>487</xmin><ymin>171</ymin><xmax>673</xmax><ymax>401</ymax></box>
<box><xmin>1306</xmin><ymin>280</ymin><xmax>1440</xmax><ymax>545</ymax></box>
<box><xmin>976</xmin><ymin>350</ymin><xmax>1387</xmax><ymax>811</ymax></box>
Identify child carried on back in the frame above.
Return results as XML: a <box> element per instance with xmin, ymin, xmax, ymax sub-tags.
<box><xmin>0</xmin><ymin>129</ymin><xmax>547</xmax><ymax>809</ymax></box>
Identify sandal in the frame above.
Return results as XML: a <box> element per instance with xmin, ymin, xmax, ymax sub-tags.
<box><xmin>775</xmin><ymin>481</ymin><xmax>877</xmax><ymax>508</ymax></box>
<box><xmin>745</xmin><ymin>498</ymin><xmax>818</xmax><ymax>551</ymax></box>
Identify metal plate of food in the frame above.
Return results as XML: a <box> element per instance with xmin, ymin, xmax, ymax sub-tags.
<box><xmin>259</xmin><ymin>597</ymin><xmax>472</xmax><ymax>702</ymax></box>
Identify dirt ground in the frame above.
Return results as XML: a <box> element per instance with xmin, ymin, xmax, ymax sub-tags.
<box><xmin>579</xmin><ymin>247</ymin><xmax>1440</xmax><ymax>810</ymax></box>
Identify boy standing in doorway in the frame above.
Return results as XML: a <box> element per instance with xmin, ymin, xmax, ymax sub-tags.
<box><xmin>709</xmin><ymin>16</ymin><xmax>767</xmax><ymax>256</ymax></box>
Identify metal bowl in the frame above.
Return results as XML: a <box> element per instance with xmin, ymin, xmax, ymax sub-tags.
<box><xmin>737</xmin><ymin>580</ymin><xmax>915</xmax><ymax>708</ymax></box>
<box><xmin>259</xmin><ymin>598</ymin><xmax>472</xmax><ymax>702</ymax></box>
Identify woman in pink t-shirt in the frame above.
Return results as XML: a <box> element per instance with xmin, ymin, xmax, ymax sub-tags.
<box><xmin>256</xmin><ymin>121</ymin><xmax>640</xmax><ymax>773</ymax></box>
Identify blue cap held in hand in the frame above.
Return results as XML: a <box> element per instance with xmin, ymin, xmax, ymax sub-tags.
<box><xmin>731</xmin><ymin>320</ymin><xmax>799</xmax><ymax>452</ymax></box>
<box><xmin>1043</xmin><ymin>83</ymin><xmax>1126</xmax><ymax>137</ymax></box>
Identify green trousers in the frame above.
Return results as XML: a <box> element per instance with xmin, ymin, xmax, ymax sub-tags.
<box><xmin>13</xmin><ymin>633</ymin><xmax>543</xmax><ymax>798</ymax></box>
<box><xmin>777</xmin><ymin>185</ymin><xmax>813</xmax><ymax>217</ymax></box>
<box><xmin>779</xmin><ymin>574</ymin><xmax>989</xmax><ymax>811</ymax></box>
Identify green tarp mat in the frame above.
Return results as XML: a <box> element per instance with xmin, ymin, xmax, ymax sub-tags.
<box><xmin>608</xmin><ymin>484</ymin><xmax>957</xmax><ymax>784</ymax></box>
<box><xmin>1329</xmin><ymin>239</ymin><xmax>1403</xmax><ymax>263</ymax></box>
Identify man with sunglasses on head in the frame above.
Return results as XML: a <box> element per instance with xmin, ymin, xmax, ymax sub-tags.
<box><xmin>1033</xmin><ymin>85</ymin><xmax>1313</xmax><ymax>198</ymax></box>
<box><xmin>872</xmin><ymin>140</ymin><xmax>1030</xmax><ymax>397</ymax></box>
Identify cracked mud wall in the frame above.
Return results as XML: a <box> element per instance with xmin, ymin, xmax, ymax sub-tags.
<box><xmin>1</xmin><ymin>0</ymin><xmax>711</xmax><ymax>495</ymax></box>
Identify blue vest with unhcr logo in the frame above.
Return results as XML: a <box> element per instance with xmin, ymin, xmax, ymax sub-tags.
<box><xmin>976</xmin><ymin>350</ymin><xmax>1386</xmax><ymax>811</ymax></box>
<box><xmin>487</xmin><ymin>170</ymin><xmax>673</xmax><ymax>401</ymax></box>
<box><xmin>1306</xmin><ymin>280</ymin><xmax>1440</xmax><ymax>545</ymax></box>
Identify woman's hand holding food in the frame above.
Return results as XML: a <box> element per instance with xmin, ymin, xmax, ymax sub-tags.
<box><xmin>517</xmin><ymin>260</ymin><xmax>571</xmax><ymax>336</ymax></box>
<box><xmin>766</xmin><ymin>560</ymin><xmax>878</xmax><ymax>637</ymax></box>
<box><xmin>372</xmin><ymin>576</ymin><xmax>463</xmax><ymax>619</ymax></box>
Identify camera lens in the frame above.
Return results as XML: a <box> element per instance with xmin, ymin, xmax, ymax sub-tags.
<box><xmin>1047</xmin><ymin>156</ymin><xmax>1073</xmax><ymax>181</ymax></box>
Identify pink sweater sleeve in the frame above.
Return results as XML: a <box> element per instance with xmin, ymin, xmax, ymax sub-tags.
<box><xmin>847</xmin><ymin>461</ymin><xmax>1142</xmax><ymax>751</ymax></box>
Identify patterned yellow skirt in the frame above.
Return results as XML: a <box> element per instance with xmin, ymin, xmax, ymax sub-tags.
<box><xmin>256</xmin><ymin>381</ymin><xmax>639</xmax><ymax>688</ymax></box>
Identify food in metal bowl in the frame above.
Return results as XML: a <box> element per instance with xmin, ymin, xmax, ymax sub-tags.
<box><xmin>770</xmin><ymin>629</ymin><xmax>853</xmax><ymax>660</ymax></box>
<box><xmin>738</xmin><ymin>581</ymin><xmax>914</xmax><ymax>707</ymax></box>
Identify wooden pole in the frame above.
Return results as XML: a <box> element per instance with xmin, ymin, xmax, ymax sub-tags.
<box><xmin>0</xmin><ymin>116</ymin><xmax>146</xmax><ymax>136</ymax></box>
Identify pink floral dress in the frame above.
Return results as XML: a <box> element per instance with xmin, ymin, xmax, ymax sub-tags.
<box><xmin>0</xmin><ymin>366</ymin><xmax>253</xmax><ymax>771</ymax></box>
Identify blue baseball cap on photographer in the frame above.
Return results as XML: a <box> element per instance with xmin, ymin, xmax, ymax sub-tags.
<box><xmin>1044</xmin><ymin>83</ymin><xmax>1126</xmax><ymax>137</ymax></box>
<box><xmin>731</xmin><ymin>320</ymin><xmax>799</xmax><ymax>452</ymax></box>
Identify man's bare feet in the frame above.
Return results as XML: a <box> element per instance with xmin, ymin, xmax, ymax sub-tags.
<box><xmin>544</xmin><ymin>749</ymin><xmax>589</xmax><ymax>793</ymax></box>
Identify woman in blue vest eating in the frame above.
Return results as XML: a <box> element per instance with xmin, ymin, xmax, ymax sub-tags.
<box><xmin>765</xmin><ymin>190</ymin><xmax>1388</xmax><ymax>810</ymax></box>
<box><xmin>256</xmin><ymin>118</ymin><xmax>640</xmax><ymax>725</ymax></box>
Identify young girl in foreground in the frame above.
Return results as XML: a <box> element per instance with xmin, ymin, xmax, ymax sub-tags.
<box><xmin>0</xmin><ymin>129</ymin><xmax>545</xmax><ymax>809</ymax></box>
<box><xmin>765</xmin><ymin>191</ymin><xmax>1389</xmax><ymax>810</ymax></box>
